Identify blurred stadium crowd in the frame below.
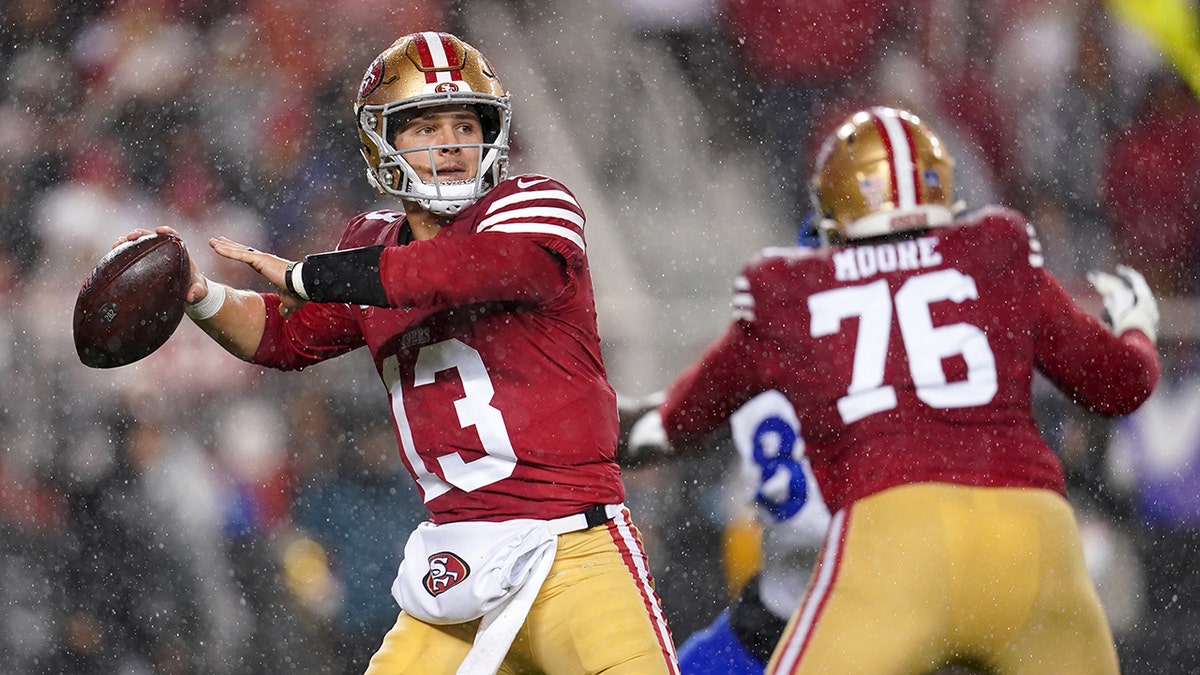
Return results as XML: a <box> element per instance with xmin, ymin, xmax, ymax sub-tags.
<box><xmin>2</xmin><ymin>0</ymin><xmax>1200</xmax><ymax>673</ymax></box>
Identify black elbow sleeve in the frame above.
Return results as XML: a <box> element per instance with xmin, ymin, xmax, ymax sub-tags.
<box><xmin>300</xmin><ymin>245</ymin><xmax>389</xmax><ymax>307</ymax></box>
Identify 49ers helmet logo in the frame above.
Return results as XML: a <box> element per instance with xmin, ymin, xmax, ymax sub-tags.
<box><xmin>423</xmin><ymin>551</ymin><xmax>470</xmax><ymax>596</ymax></box>
<box><xmin>358</xmin><ymin>55</ymin><xmax>385</xmax><ymax>100</ymax></box>
<box><xmin>435</xmin><ymin>81</ymin><xmax>460</xmax><ymax>93</ymax></box>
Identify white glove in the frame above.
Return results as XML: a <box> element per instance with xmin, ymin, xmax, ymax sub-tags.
<box><xmin>1087</xmin><ymin>265</ymin><xmax>1159</xmax><ymax>344</ymax></box>
<box><xmin>616</xmin><ymin>392</ymin><xmax>672</xmax><ymax>468</ymax></box>
<box><xmin>628</xmin><ymin>409</ymin><xmax>668</xmax><ymax>456</ymax></box>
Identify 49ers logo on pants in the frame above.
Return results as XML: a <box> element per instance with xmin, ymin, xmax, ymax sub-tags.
<box><xmin>424</xmin><ymin>552</ymin><xmax>471</xmax><ymax>596</ymax></box>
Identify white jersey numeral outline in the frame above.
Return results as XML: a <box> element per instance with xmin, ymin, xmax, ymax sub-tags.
<box><xmin>382</xmin><ymin>339</ymin><xmax>518</xmax><ymax>501</ymax></box>
<box><xmin>808</xmin><ymin>269</ymin><xmax>998</xmax><ymax>425</ymax></box>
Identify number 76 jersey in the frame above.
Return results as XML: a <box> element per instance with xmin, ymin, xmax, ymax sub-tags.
<box><xmin>661</xmin><ymin>206</ymin><xmax>1160</xmax><ymax>514</ymax></box>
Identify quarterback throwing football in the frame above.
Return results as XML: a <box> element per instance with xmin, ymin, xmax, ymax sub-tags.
<box><xmin>119</xmin><ymin>32</ymin><xmax>678</xmax><ymax>675</ymax></box>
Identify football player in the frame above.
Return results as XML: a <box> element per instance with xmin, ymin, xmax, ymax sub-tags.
<box><xmin>117</xmin><ymin>32</ymin><xmax>678</xmax><ymax>675</ymax></box>
<box><xmin>619</xmin><ymin>220</ymin><xmax>828</xmax><ymax>675</ymax></box>
<box><xmin>629</xmin><ymin>106</ymin><xmax>1160</xmax><ymax>674</ymax></box>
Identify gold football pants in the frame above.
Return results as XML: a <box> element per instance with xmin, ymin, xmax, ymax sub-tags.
<box><xmin>768</xmin><ymin>483</ymin><xmax>1120</xmax><ymax>675</ymax></box>
<box><xmin>365</xmin><ymin>511</ymin><xmax>679</xmax><ymax>675</ymax></box>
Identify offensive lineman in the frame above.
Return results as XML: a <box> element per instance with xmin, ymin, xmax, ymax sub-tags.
<box><xmin>117</xmin><ymin>32</ymin><xmax>678</xmax><ymax>674</ymax></box>
<box><xmin>631</xmin><ymin>106</ymin><xmax>1160</xmax><ymax>674</ymax></box>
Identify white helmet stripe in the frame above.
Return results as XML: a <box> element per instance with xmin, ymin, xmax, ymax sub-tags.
<box><xmin>418</xmin><ymin>31</ymin><xmax>457</xmax><ymax>87</ymax></box>
<box><xmin>421</xmin><ymin>31</ymin><xmax>451</xmax><ymax>67</ymax></box>
<box><xmin>872</xmin><ymin>107</ymin><xmax>919</xmax><ymax>209</ymax></box>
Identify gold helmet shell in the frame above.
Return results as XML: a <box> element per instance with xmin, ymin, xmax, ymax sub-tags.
<box><xmin>355</xmin><ymin>32</ymin><xmax>510</xmax><ymax>215</ymax></box>
<box><xmin>810</xmin><ymin>107</ymin><xmax>956</xmax><ymax>243</ymax></box>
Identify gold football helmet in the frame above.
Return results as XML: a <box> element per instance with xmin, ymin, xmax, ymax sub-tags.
<box><xmin>810</xmin><ymin>107</ymin><xmax>957</xmax><ymax>243</ymax></box>
<box><xmin>355</xmin><ymin>32</ymin><xmax>510</xmax><ymax>215</ymax></box>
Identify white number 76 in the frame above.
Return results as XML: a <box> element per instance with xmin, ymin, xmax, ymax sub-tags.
<box><xmin>808</xmin><ymin>269</ymin><xmax>998</xmax><ymax>425</ymax></box>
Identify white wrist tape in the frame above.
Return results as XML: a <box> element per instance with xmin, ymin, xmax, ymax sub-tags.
<box><xmin>287</xmin><ymin>261</ymin><xmax>310</xmax><ymax>301</ymax></box>
<box><xmin>185</xmin><ymin>282</ymin><xmax>227</xmax><ymax>320</ymax></box>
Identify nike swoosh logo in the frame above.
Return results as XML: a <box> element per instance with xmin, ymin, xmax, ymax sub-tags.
<box><xmin>517</xmin><ymin>176</ymin><xmax>550</xmax><ymax>189</ymax></box>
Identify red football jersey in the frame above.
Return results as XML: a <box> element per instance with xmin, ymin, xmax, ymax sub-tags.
<box><xmin>252</xmin><ymin>174</ymin><xmax>624</xmax><ymax>523</ymax></box>
<box><xmin>662</xmin><ymin>207</ymin><xmax>1160</xmax><ymax>513</ymax></box>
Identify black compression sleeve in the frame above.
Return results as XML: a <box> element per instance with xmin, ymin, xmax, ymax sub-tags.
<box><xmin>299</xmin><ymin>245</ymin><xmax>389</xmax><ymax>307</ymax></box>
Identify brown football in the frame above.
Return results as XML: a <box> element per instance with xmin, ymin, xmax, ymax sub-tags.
<box><xmin>73</xmin><ymin>233</ymin><xmax>190</xmax><ymax>369</ymax></box>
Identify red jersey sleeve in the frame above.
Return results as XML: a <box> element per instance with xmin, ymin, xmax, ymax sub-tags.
<box><xmin>251</xmin><ymin>294</ymin><xmax>365</xmax><ymax>370</ymax></box>
<box><xmin>376</xmin><ymin>174</ymin><xmax>586</xmax><ymax>313</ymax></box>
<box><xmin>662</xmin><ymin>321</ymin><xmax>762</xmax><ymax>449</ymax></box>
<box><xmin>661</xmin><ymin>249</ymin><xmax>808</xmax><ymax>449</ymax></box>
<box><xmin>1033</xmin><ymin>269</ymin><xmax>1160</xmax><ymax>415</ymax></box>
<box><xmin>378</xmin><ymin>234</ymin><xmax>567</xmax><ymax>311</ymax></box>
<box><xmin>474</xmin><ymin>174</ymin><xmax>588</xmax><ymax>269</ymax></box>
<box><xmin>250</xmin><ymin>210</ymin><xmax>396</xmax><ymax>370</ymax></box>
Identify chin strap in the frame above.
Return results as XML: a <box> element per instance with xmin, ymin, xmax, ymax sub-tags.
<box><xmin>396</xmin><ymin>168</ymin><xmax>483</xmax><ymax>216</ymax></box>
<box><xmin>414</xmin><ymin>184</ymin><xmax>476</xmax><ymax>216</ymax></box>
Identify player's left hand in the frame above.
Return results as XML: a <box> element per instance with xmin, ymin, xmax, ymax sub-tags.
<box><xmin>1087</xmin><ymin>265</ymin><xmax>1159</xmax><ymax>344</ymax></box>
<box><xmin>113</xmin><ymin>226</ymin><xmax>207</xmax><ymax>304</ymax></box>
<box><xmin>210</xmin><ymin>236</ymin><xmax>308</xmax><ymax>315</ymax></box>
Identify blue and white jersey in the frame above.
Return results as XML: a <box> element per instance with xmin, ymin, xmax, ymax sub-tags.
<box><xmin>728</xmin><ymin>390</ymin><xmax>832</xmax><ymax>619</ymax></box>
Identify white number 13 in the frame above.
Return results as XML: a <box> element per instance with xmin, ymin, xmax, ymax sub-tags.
<box><xmin>383</xmin><ymin>339</ymin><xmax>517</xmax><ymax>502</ymax></box>
<box><xmin>808</xmin><ymin>269</ymin><xmax>998</xmax><ymax>425</ymax></box>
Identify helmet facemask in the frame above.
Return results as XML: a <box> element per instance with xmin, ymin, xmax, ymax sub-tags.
<box><xmin>358</xmin><ymin>97</ymin><xmax>510</xmax><ymax>216</ymax></box>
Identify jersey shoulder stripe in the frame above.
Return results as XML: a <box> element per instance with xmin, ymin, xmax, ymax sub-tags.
<box><xmin>484</xmin><ymin>188</ymin><xmax>583</xmax><ymax>215</ymax></box>
<box><xmin>732</xmin><ymin>274</ymin><xmax>756</xmax><ymax>322</ymax></box>
<box><xmin>478</xmin><ymin>176</ymin><xmax>586</xmax><ymax>251</ymax></box>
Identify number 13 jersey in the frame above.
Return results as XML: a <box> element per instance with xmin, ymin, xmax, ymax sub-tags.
<box><xmin>253</xmin><ymin>175</ymin><xmax>624</xmax><ymax>524</ymax></box>
<box><xmin>662</xmin><ymin>206</ymin><xmax>1159</xmax><ymax>514</ymax></box>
